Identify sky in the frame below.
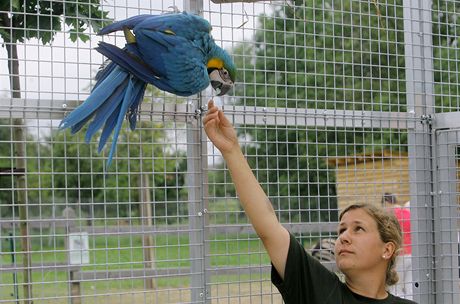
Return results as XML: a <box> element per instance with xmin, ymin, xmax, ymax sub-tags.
<box><xmin>0</xmin><ymin>0</ymin><xmax>274</xmax><ymax>100</ymax></box>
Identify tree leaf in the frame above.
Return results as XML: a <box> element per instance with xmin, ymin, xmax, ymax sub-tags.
<box><xmin>11</xmin><ymin>0</ymin><xmax>22</xmax><ymax>10</ymax></box>
<box><xmin>69</xmin><ymin>31</ymin><xmax>78</xmax><ymax>42</ymax></box>
<box><xmin>78</xmin><ymin>32</ymin><xmax>90</xmax><ymax>43</ymax></box>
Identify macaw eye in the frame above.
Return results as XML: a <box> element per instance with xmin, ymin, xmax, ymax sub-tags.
<box><xmin>219</xmin><ymin>69</ymin><xmax>231</xmax><ymax>82</ymax></box>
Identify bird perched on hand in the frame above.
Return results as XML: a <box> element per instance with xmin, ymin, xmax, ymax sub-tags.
<box><xmin>59</xmin><ymin>12</ymin><xmax>236</xmax><ymax>168</ymax></box>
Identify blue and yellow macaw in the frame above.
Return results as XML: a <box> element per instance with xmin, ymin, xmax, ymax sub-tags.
<box><xmin>59</xmin><ymin>12</ymin><xmax>236</xmax><ymax>168</ymax></box>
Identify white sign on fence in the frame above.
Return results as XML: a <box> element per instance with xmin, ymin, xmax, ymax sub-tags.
<box><xmin>68</xmin><ymin>232</ymin><xmax>90</xmax><ymax>265</ymax></box>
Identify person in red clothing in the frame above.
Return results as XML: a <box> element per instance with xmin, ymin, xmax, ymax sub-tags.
<box><xmin>382</xmin><ymin>193</ymin><xmax>413</xmax><ymax>299</ymax></box>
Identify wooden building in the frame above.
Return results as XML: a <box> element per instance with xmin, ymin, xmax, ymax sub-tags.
<box><xmin>327</xmin><ymin>150</ymin><xmax>410</xmax><ymax>210</ymax></box>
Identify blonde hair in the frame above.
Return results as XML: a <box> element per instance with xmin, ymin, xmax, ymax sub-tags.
<box><xmin>339</xmin><ymin>203</ymin><xmax>402</xmax><ymax>286</ymax></box>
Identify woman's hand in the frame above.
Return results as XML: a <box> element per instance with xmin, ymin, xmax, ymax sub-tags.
<box><xmin>203</xmin><ymin>100</ymin><xmax>239</xmax><ymax>155</ymax></box>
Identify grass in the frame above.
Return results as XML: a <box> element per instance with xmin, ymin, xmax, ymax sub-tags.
<box><xmin>0</xmin><ymin>199</ymin><xmax>307</xmax><ymax>302</ymax></box>
<box><xmin>1</xmin><ymin>231</ymin><xmax>276</xmax><ymax>303</ymax></box>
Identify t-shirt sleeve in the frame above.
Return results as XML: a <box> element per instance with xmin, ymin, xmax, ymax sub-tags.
<box><xmin>271</xmin><ymin>233</ymin><xmax>340</xmax><ymax>303</ymax></box>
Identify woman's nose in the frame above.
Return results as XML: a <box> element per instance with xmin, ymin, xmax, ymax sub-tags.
<box><xmin>338</xmin><ymin>231</ymin><xmax>351</xmax><ymax>244</ymax></box>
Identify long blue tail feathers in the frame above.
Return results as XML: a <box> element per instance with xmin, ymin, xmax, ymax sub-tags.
<box><xmin>59</xmin><ymin>66</ymin><xmax>146</xmax><ymax>169</ymax></box>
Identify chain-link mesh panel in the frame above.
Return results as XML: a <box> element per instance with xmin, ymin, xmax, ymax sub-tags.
<box><xmin>0</xmin><ymin>0</ymin><xmax>459</xmax><ymax>303</ymax></box>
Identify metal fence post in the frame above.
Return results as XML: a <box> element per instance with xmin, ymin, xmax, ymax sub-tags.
<box><xmin>186</xmin><ymin>106</ymin><xmax>209</xmax><ymax>303</ymax></box>
<box><xmin>403</xmin><ymin>0</ymin><xmax>435</xmax><ymax>302</ymax></box>
<box><xmin>434</xmin><ymin>131</ymin><xmax>460</xmax><ymax>304</ymax></box>
<box><xmin>182</xmin><ymin>2</ymin><xmax>208</xmax><ymax>303</ymax></box>
<box><xmin>184</xmin><ymin>0</ymin><xmax>203</xmax><ymax>14</ymax></box>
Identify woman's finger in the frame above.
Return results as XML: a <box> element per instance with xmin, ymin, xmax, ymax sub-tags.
<box><xmin>203</xmin><ymin>109</ymin><xmax>219</xmax><ymax>125</ymax></box>
<box><xmin>218</xmin><ymin>110</ymin><xmax>231</xmax><ymax>127</ymax></box>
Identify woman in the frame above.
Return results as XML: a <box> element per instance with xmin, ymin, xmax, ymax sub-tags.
<box><xmin>203</xmin><ymin>100</ymin><xmax>417</xmax><ymax>303</ymax></box>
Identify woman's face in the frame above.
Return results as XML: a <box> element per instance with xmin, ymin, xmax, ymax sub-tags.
<box><xmin>334</xmin><ymin>208</ymin><xmax>388</xmax><ymax>276</ymax></box>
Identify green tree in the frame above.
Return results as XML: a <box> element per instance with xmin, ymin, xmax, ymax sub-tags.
<box><xmin>227</xmin><ymin>0</ymin><xmax>411</xmax><ymax>222</ymax></box>
<box><xmin>238</xmin><ymin>0</ymin><xmax>406</xmax><ymax>111</ymax></box>
<box><xmin>0</xmin><ymin>120</ymin><xmax>15</xmax><ymax>216</ymax></box>
<box><xmin>432</xmin><ymin>0</ymin><xmax>460</xmax><ymax>110</ymax></box>
<box><xmin>0</xmin><ymin>0</ymin><xmax>109</xmax><ymax>44</ymax></box>
<box><xmin>0</xmin><ymin>2</ymin><xmax>109</xmax><ymax>301</ymax></box>
<box><xmin>39</xmin><ymin>118</ymin><xmax>188</xmax><ymax>223</ymax></box>
<box><xmin>21</xmin><ymin>81</ymin><xmax>189</xmax><ymax>222</ymax></box>
<box><xmin>0</xmin><ymin>122</ymin><xmax>48</xmax><ymax>217</ymax></box>
<box><xmin>226</xmin><ymin>0</ymin><xmax>459</xmax><ymax>223</ymax></box>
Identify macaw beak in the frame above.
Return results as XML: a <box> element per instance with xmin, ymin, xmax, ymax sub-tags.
<box><xmin>209</xmin><ymin>69</ymin><xmax>233</xmax><ymax>96</ymax></box>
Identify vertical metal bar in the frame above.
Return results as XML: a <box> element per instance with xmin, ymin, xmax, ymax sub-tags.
<box><xmin>434</xmin><ymin>131</ymin><xmax>460</xmax><ymax>303</ymax></box>
<box><xmin>403</xmin><ymin>0</ymin><xmax>435</xmax><ymax>302</ymax></box>
<box><xmin>201</xmin><ymin>122</ymin><xmax>211</xmax><ymax>304</ymax></box>
<box><xmin>183</xmin><ymin>2</ymin><xmax>208</xmax><ymax>303</ymax></box>
<box><xmin>186</xmin><ymin>112</ymin><xmax>207</xmax><ymax>303</ymax></box>
<box><xmin>184</xmin><ymin>0</ymin><xmax>204</xmax><ymax>14</ymax></box>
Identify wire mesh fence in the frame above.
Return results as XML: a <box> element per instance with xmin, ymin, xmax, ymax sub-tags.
<box><xmin>0</xmin><ymin>0</ymin><xmax>459</xmax><ymax>303</ymax></box>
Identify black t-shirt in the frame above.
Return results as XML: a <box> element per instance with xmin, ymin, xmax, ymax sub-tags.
<box><xmin>271</xmin><ymin>233</ymin><xmax>417</xmax><ymax>304</ymax></box>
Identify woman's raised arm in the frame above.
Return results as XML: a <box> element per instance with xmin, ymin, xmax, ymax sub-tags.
<box><xmin>203</xmin><ymin>100</ymin><xmax>290</xmax><ymax>279</ymax></box>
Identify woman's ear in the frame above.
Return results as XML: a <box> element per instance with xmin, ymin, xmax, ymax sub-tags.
<box><xmin>383</xmin><ymin>241</ymin><xmax>396</xmax><ymax>259</ymax></box>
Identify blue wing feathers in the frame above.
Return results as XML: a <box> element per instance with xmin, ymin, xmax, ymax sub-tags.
<box><xmin>96</xmin><ymin>41</ymin><xmax>200</xmax><ymax>96</ymax></box>
<box><xmin>96</xmin><ymin>42</ymin><xmax>165</xmax><ymax>85</ymax></box>
<box><xmin>98</xmin><ymin>14</ymin><xmax>153</xmax><ymax>35</ymax></box>
<box><xmin>140</xmin><ymin>29</ymin><xmax>177</xmax><ymax>50</ymax></box>
<box><xmin>98</xmin><ymin>12</ymin><xmax>211</xmax><ymax>37</ymax></box>
<box><xmin>133</xmin><ymin>12</ymin><xmax>211</xmax><ymax>37</ymax></box>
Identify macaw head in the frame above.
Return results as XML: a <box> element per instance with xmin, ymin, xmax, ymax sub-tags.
<box><xmin>207</xmin><ymin>50</ymin><xmax>236</xmax><ymax>96</ymax></box>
